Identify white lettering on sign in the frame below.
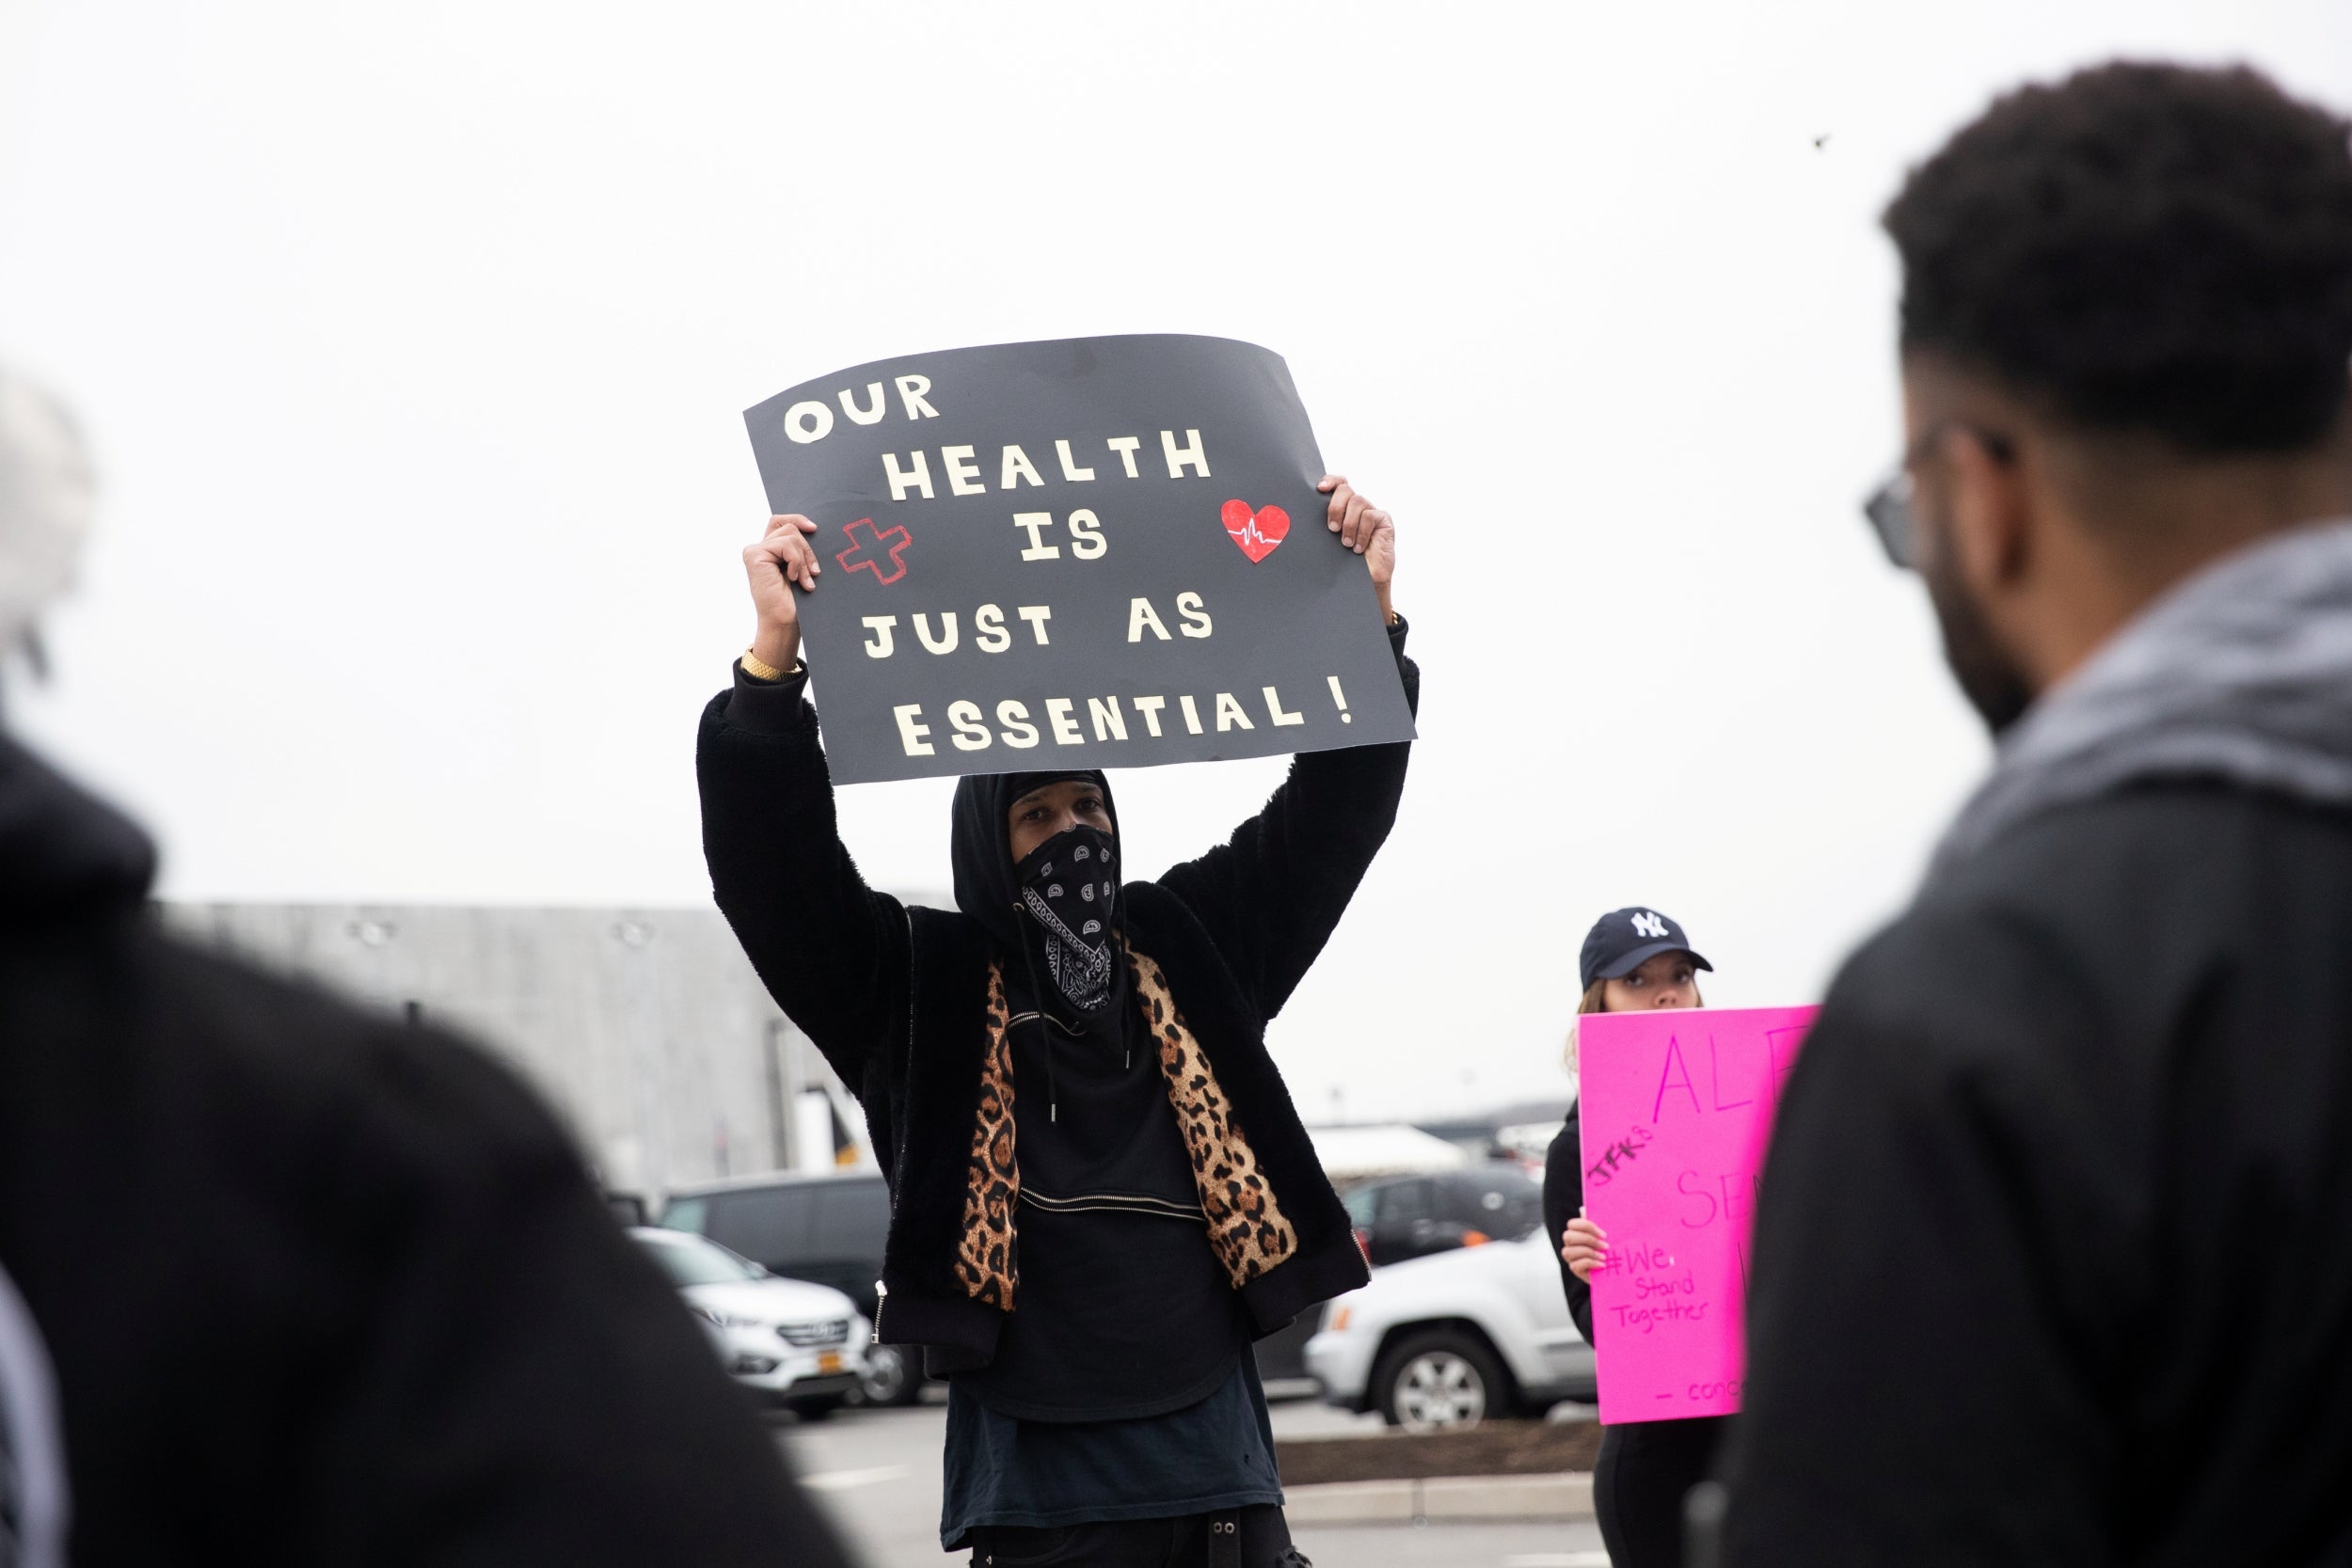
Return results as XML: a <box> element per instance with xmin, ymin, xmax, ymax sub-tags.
<box><xmin>782</xmin><ymin>376</ymin><xmax>935</xmax><ymax>445</ymax></box>
<box><xmin>1013</xmin><ymin>513</ymin><xmax>1059</xmax><ymax>561</ymax></box>
<box><xmin>893</xmin><ymin>704</ymin><xmax>934</xmax><ymax>756</ymax></box>
<box><xmin>948</xmin><ymin>700</ymin><xmax>991</xmax><ymax>751</ymax></box>
<box><xmin>943</xmin><ymin>445</ymin><xmax>985</xmax><ymax>497</ymax></box>
<box><xmin>996</xmin><ymin>701</ymin><xmax>1040</xmax><ymax>748</ymax></box>
<box><xmin>1177</xmin><ymin>593</ymin><xmax>1212</xmax><ymax>638</ymax></box>
<box><xmin>785</xmin><ymin>401</ymin><xmax>834</xmax><ymax>444</ymax></box>
<box><xmin>883</xmin><ymin>687</ymin><xmax>1351</xmax><ymax>754</ymax></box>
<box><xmin>1160</xmin><ymin>428</ymin><xmax>1210</xmax><ymax>479</ymax></box>
<box><xmin>895</xmin><ymin>374</ymin><xmax>939</xmax><ymax>420</ymax></box>
<box><xmin>914</xmin><ymin>612</ymin><xmax>958</xmax><ymax>655</ymax></box>
<box><xmin>1000</xmin><ymin>445</ymin><xmax>1045</xmax><ymax>489</ymax></box>
<box><xmin>1127</xmin><ymin>598</ymin><xmax>1170</xmax><ymax>642</ymax></box>
<box><xmin>882</xmin><ymin>451</ymin><xmax>933</xmax><ymax>501</ymax></box>
<box><xmin>869</xmin><ymin>602</ymin><xmax>1083</xmax><ymax>658</ymax></box>
<box><xmin>1011</xmin><ymin>510</ymin><xmax>1107</xmax><ymax>562</ymax></box>
<box><xmin>877</xmin><ymin>439</ymin><xmax>1216</xmax><ymax>499</ymax></box>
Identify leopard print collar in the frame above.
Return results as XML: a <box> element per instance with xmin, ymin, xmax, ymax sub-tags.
<box><xmin>951</xmin><ymin>948</ymin><xmax>1300</xmax><ymax>1309</ymax></box>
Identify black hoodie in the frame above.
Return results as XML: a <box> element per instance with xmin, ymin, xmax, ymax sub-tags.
<box><xmin>1720</xmin><ymin>523</ymin><xmax>2352</xmax><ymax>1565</ymax></box>
<box><xmin>699</xmin><ymin>621</ymin><xmax>1417</xmax><ymax>1380</ymax></box>
<box><xmin>0</xmin><ymin>736</ymin><xmax>846</xmax><ymax>1565</ymax></box>
<box><xmin>947</xmin><ymin>767</ymin><xmax>1134</xmax><ymax>1043</ymax></box>
<box><xmin>944</xmin><ymin>768</ymin><xmax>1248</xmax><ymax>1419</ymax></box>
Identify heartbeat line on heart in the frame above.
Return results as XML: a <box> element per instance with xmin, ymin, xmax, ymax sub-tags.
<box><xmin>1220</xmin><ymin>499</ymin><xmax>1290</xmax><ymax>563</ymax></box>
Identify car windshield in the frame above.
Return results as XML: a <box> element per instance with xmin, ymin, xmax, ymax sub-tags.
<box><xmin>636</xmin><ymin>1232</ymin><xmax>763</xmax><ymax>1287</ymax></box>
<box><xmin>1448</xmin><ymin>1169</ymin><xmax>1543</xmax><ymax>1239</ymax></box>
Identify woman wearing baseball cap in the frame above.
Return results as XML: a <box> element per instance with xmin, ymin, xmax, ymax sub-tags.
<box><xmin>1541</xmin><ymin>908</ymin><xmax>1722</xmax><ymax>1568</ymax></box>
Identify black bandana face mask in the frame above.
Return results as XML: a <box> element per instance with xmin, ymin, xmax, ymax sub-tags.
<box><xmin>1014</xmin><ymin>824</ymin><xmax>1119</xmax><ymax>1015</ymax></box>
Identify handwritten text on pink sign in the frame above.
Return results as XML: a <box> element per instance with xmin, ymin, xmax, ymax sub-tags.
<box><xmin>1579</xmin><ymin>1006</ymin><xmax>1816</xmax><ymax>1423</ymax></box>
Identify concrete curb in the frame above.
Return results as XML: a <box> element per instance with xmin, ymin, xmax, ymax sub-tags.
<box><xmin>1283</xmin><ymin>1471</ymin><xmax>1594</xmax><ymax>1526</ymax></box>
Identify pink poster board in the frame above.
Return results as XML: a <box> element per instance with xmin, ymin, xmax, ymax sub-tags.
<box><xmin>1577</xmin><ymin>1005</ymin><xmax>1816</xmax><ymax>1424</ymax></box>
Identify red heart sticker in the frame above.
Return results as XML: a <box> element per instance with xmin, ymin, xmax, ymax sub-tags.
<box><xmin>1221</xmin><ymin>499</ymin><xmax>1291</xmax><ymax>563</ymax></box>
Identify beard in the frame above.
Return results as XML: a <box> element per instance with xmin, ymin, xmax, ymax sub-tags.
<box><xmin>1919</xmin><ymin>515</ymin><xmax>2038</xmax><ymax>736</ymax></box>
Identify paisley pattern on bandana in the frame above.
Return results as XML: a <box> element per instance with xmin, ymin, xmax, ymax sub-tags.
<box><xmin>1015</xmin><ymin>827</ymin><xmax>1119</xmax><ymax>1013</ymax></box>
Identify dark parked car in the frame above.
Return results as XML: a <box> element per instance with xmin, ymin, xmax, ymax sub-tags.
<box><xmin>660</xmin><ymin>1168</ymin><xmax>1326</xmax><ymax>1400</ymax></box>
<box><xmin>1340</xmin><ymin>1166</ymin><xmax>1545</xmax><ymax>1268</ymax></box>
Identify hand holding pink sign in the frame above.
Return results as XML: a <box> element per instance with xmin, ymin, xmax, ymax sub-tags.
<box><xmin>1576</xmin><ymin>1005</ymin><xmax>1815</xmax><ymax>1423</ymax></box>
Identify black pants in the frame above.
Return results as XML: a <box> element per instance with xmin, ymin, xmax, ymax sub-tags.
<box><xmin>1595</xmin><ymin>1416</ymin><xmax>1727</xmax><ymax>1568</ymax></box>
<box><xmin>968</xmin><ymin>1504</ymin><xmax>1304</xmax><ymax>1568</ymax></box>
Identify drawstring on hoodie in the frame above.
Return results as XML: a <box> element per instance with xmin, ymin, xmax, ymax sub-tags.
<box><xmin>1011</xmin><ymin>905</ymin><xmax>1067</xmax><ymax>1121</ymax></box>
<box><xmin>1009</xmin><ymin>896</ymin><xmax>1134</xmax><ymax>1122</ymax></box>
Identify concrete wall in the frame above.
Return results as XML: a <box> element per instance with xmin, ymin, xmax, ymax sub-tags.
<box><xmin>159</xmin><ymin>901</ymin><xmax>911</xmax><ymax>1201</ymax></box>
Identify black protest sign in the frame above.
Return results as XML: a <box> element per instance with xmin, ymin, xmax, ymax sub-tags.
<box><xmin>741</xmin><ymin>335</ymin><xmax>1416</xmax><ymax>784</ymax></box>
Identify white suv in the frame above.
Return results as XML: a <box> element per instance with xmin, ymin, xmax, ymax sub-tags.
<box><xmin>630</xmin><ymin>1227</ymin><xmax>869</xmax><ymax>1418</ymax></box>
<box><xmin>1304</xmin><ymin>1231</ymin><xmax>1596</xmax><ymax>1431</ymax></box>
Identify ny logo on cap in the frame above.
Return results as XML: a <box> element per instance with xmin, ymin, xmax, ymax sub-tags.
<box><xmin>1630</xmin><ymin>911</ymin><xmax>1668</xmax><ymax>939</ymax></box>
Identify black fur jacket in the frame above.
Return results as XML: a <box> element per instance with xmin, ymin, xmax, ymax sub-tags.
<box><xmin>695</xmin><ymin>629</ymin><xmax>1418</xmax><ymax>1370</ymax></box>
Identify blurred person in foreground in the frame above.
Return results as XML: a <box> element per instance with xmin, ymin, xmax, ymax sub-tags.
<box><xmin>1720</xmin><ymin>64</ymin><xmax>2352</xmax><ymax>1566</ymax></box>
<box><xmin>0</xmin><ymin>369</ymin><xmax>849</xmax><ymax>1564</ymax></box>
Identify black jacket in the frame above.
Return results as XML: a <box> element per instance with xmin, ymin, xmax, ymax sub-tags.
<box><xmin>1541</xmin><ymin>1101</ymin><xmax>1595</xmax><ymax>1345</ymax></box>
<box><xmin>696</xmin><ymin>635</ymin><xmax>1417</xmax><ymax>1371</ymax></box>
<box><xmin>1721</xmin><ymin>784</ymin><xmax>2352</xmax><ymax>1566</ymax></box>
<box><xmin>0</xmin><ymin>736</ymin><xmax>847</xmax><ymax>1566</ymax></box>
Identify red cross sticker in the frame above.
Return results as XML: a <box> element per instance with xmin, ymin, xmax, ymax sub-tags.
<box><xmin>834</xmin><ymin>517</ymin><xmax>913</xmax><ymax>585</ymax></box>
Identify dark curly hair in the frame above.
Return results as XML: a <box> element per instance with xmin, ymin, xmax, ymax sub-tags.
<box><xmin>1886</xmin><ymin>62</ymin><xmax>2352</xmax><ymax>453</ymax></box>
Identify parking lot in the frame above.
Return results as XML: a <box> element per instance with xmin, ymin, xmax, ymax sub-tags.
<box><xmin>774</xmin><ymin>1395</ymin><xmax>1610</xmax><ymax>1568</ymax></box>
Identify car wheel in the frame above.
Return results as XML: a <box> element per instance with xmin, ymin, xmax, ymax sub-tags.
<box><xmin>1372</xmin><ymin>1329</ymin><xmax>1505</xmax><ymax>1433</ymax></box>
<box><xmin>852</xmin><ymin>1343</ymin><xmax>922</xmax><ymax>1407</ymax></box>
<box><xmin>787</xmin><ymin>1394</ymin><xmax>847</xmax><ymax>1421</ymax></box>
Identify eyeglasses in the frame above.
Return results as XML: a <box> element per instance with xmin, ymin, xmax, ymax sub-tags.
<box><xmin>1861</xmin><ymin>423</ymin><xmax>2015</xmax><ymax>570</ymax></box>
<box><xmin>1861</xmin><ymin>470</ymin><xmax>1921</xmax><ymax>569</ymax></box>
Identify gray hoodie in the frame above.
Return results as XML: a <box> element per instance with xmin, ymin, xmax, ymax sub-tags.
<box><xmin>0</xmin><ymin>1261</ymin><xmax>67</xmax><ymax>1568</ymax></box>
<box><xmin>1931</xmin><ymin>516</ymin><xmax>2352</xmax><ymax>878</ymax></box>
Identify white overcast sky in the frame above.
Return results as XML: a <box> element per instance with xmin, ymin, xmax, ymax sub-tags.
<box><xmin>5</xmin><ymin>1</ymin><xmax>2348</xmax><ymax>1122</ymax></box>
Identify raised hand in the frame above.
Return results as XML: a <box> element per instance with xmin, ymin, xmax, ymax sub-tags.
<box><xmin>1317</xmin><ymin>474</ymin><xmax>1397</xmax><ymax>624</ymax></box>
<box><xmin>743</xmin><ymin>514</ymin><xmax>819</xmax><ymax>673</ymax></box>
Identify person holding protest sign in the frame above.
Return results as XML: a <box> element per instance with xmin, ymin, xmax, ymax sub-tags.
<box><xmin>1541</xmin><ymin>908</ymin><xmax>1722</xmax><ymax>1568</ymax></box>
<box><xmin>1717</xmin><ymin>63</ymin><xmax>2352</xmax><ymax>1565</ymax></box>
<box><xmin>698</xmin><ymin>475</ymin><xmax>1415</xmax><ymax>1566</ymax></box>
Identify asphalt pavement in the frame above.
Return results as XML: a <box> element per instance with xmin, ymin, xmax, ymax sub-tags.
<box><xmin>775</xmin><ymin>1394</ymin><xmax>1609</xmax><ymax>1567</ymax></box>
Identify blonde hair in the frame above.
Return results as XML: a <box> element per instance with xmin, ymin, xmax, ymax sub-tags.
<box><xmin>1563</xmin><ymin>972</ymin><xmax>1706</xmax><ymax>1074</ymax></box>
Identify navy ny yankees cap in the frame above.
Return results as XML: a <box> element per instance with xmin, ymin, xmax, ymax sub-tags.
<box><xmin>1580</xmin><ymin>907</ymin><xmax>1713</xmax><ymax>990</ymax></box>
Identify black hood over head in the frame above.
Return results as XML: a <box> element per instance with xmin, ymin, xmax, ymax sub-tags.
<box><xmin>950</xmin><ymin>768</ymin><xmax>1129</xmax><ymax>1032</ymax></box>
